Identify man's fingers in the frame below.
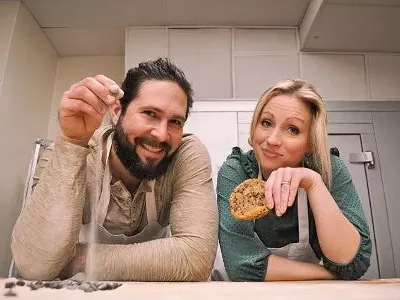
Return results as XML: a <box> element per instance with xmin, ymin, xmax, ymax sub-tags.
<box><xmin>61</xmin><ymin>98</ymin><xmax>101</xmax><ymax>118</ymax></box>
<box><xmin>72</xmin><ymin>76</ymin><xmax>117</xmax><ymax>106</ymax></box>
<box><xmin>67</xmin><ymin>87</ymin><xmax>107</xmax><ymax>115</ymax></box>
<box><xmin>95</xmin><ymin>75</ymin><xmax>124</xmax><ymax>100</ymax></box>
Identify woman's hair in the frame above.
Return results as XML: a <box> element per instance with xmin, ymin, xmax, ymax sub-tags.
<box><xmin>248</xmin><ymin>79</ymin><xmax>331</xmax><ymax>188</ymax></box>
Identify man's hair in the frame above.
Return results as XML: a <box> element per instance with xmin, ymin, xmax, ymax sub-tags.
<box><xmin>120</xmin><ymin>58</ymin><xmax>193</xmax><ymax>119</ymax></box>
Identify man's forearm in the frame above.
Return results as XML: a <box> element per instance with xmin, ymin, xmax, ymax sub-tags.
<box><xmin>265</xmin><ymin>254</ymin><xmax>335</xmax><ymax>281</ymax></box>
<box><xmin>11</xmin><ymin>137</ymin><xmax>89</xmax><ymax>280</ymax></box>
<box><xmin>88</xmin><ymin>235</ymin><xmax>215</xmax><ymax>282</ymax></box>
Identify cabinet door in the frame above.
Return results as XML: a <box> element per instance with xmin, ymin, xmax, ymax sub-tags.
<box><xmin>184</xmin><ymin>112</ymin><xmax>238</xmax><ymax>186</ymax></box>
<box><xmin>329</xmin><ymin>134</ymin><xmax>379</xmax><ymax>279</ymax></box>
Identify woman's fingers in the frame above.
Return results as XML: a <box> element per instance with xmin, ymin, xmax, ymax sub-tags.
<box><xmin>265</xmin><ymin>167</ymin><xmax>305</xmax><ymax>217</ymax></box>
<box><xmin>288</xmin><ymin>171</ymin><xmax>301</xmax><ymax>208</ymax></box>
<box><xmin>279</xmin><ymin>168</ymin><xmax>292</xmax><ymax>216</ymax></box>
<box><xmin>272</xmin><ymin>169</ymin><xmax>284</xmax><ymax>216</ymax></box>
<box><xmin>265</xmin><ymin>172</ymin><xmax>275</xmax><ymax>210</ymax></box>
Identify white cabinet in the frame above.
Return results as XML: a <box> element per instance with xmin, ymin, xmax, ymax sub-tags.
<box><xmin>184</xmin><ymin>111</ymin><xmax>238</xmax><ymax>185</ymax></box>
<box><xmin>169</xmin><ymin>29</ymin><xmax>232</xmax><ymax>99</ymax></box>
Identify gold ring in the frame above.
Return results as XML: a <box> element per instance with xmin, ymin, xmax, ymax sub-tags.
<box><xmin>281</xmin><ymin>180</ymin><xmax>291</xmax><ymax>186</ymax></box>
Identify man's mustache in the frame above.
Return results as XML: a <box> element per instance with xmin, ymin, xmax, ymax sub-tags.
<box><xmin>135</xmin><ymin>137</ymin><xmax>171</xmax><ymax>153</ymax></box>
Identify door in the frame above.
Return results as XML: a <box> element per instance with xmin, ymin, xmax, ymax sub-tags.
<box><xmin>329</xmin><ymin>134</ymin><xmax>379</xmax><ymax>279</ymax></box>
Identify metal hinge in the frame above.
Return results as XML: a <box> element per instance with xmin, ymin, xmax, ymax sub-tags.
<box><xmin>349</xmin><ymin>151</ymin><xmax>375</xmax><ymax>169</ymax></box>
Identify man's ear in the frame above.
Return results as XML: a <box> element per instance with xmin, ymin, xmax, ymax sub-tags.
<box><xmin>109</xmin><ymin>100</ymin><xmax>122</xmax><ymax>125</ymax></box>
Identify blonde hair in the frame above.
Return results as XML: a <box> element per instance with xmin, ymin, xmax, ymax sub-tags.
<box><xmin>248</xmin><ymin>79</ymin><xmax>332</xmax><ymax>188</ymax></box>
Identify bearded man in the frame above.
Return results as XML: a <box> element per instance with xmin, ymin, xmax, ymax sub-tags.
<box><xmin>11</xmin><ymin>58</ymin><xmax>218</xmax><ymax>281</ymax></box>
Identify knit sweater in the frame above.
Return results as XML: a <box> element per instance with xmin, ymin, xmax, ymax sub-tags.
<box><xmin>217</xmin><ymin>147</ymin><xmax>372</xmax><ymax>281</ymax></box>
<box><xmin>11</xmin><ymin>126</ymin><xmax>218</xmax><ymax>281</ymax></box>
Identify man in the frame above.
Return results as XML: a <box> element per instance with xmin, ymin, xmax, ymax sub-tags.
<box><xmin>11</xmin><ymin>58</ymin><xmax>218</xmax><ymax>281</ymax></box>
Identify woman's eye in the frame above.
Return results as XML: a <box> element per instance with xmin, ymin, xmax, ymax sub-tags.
<box><xmin>288</xmin><ymin>126</ymin><xmax>299</xmax><ymax>135</ymax></box>
<box><xmin>261</xmin><ymin>120</ymin><xmax>272</xmax><ymax>128</ymax></box>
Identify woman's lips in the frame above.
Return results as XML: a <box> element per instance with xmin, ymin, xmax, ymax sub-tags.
<box><xmin>262</xmin><ymin>149</ymin><xmax>282</xmax><ymax>158</ymax></box>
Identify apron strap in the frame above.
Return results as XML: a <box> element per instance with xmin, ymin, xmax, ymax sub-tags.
<box><xmin>145</xmin><ymin>180</ymin><xmax>158</xmax><ymax>224</ymax></box>
<box><xmin>297</xmin><ymin>188</ymin><xmax>310</xmax><ymax>243</ymax></box>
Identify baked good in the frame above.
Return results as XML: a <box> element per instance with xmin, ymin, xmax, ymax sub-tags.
<box><xmin>229</xmin><ymin>178</ymin><xmax>269</xmax><ymax>220</ymax></box>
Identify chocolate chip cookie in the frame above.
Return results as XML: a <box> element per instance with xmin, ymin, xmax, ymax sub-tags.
<box><xmin>229</xmin><ymin>178</ymin><xmax>270</xmax><ymax>220</ymax></box>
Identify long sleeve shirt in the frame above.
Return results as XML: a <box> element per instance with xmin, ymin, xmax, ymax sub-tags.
<box><xmin>11</xmin><ymin>126</ymin><xmax>218</xmax><ymax>281</ymax></box>
<box><xmin>217</xmin><ymin>147</ymin><xmax>372</xmax><ymax>281</ymax></box>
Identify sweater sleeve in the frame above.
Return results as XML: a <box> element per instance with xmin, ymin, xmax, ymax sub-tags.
<box><xmin>320</xmin><ymin>155</ymin><xmax>372</xmax><ymax>279</ymax></box>
<box><xmin>217</xmin><ymin>158</ymin><xmax>270</xmax><ymax>281</ymax></box>
<box><xmin>11</xmin><ymin>136</ymin><xmax>89</xmax><ymax>280</ymax></box>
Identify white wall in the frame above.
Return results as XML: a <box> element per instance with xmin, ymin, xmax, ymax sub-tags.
<box><xmin>0</xmin><ymin>2</ymin><xmax>58</xmax><ymax>276</ymax></box>
<box><xmin>47</xmin><ymin>56</ymin><xmax>125</xmax><ymax>140</ymax></box>
<box><xmin>126</xmin><ymin>27</ymin><xmax>400</xmax><ymax>102</ymax></box>
<box><xmin>0</xmin><ymin>1</ymin><xmax>18</xmax><ymax>92</ymax></box>
<box><xmin>126</xmin><ymin>27</ymin><xmax>400</xmax><ymax>187</ymax></box>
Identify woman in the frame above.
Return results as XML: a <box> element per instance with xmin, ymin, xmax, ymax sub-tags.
<box><xmin>216</xmin><ymin>79</ymin><xmax>371</xmax><ymax>281</ymax></box>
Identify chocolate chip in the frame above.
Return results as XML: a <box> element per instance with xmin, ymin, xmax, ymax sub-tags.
<box><xmin>27</xmin><ymin>282</ymin><xmax>40</xmax><ymax>290</ymax></box>
<box><xmin>4</xmin><ymin>282</ymin><xmax>15</xmax><ymax>289</ymax></box>
<box><xmin>97</xmin><ymin>282</ymin><xmax>109</xmax><ymax>290</ymax></box>
<box><xmin>4</xmin><ymin>289</ymin><xmax>17</xmax><ymax>297</ymax></box>
<box><xmin>15</xmin><ymin>280</ymin><xmax>25</xmax><ymax>286</ymax></box>
<box><xmin>50</xmin><ymin>282</ymin><xmax>63</xmax><ymax>289</ymax></box>
<box><xmin>112</xmin><ymin>282</ymin><xmax>122</xmax><ymax>289</ymax></box>
<box><xmin>66</xmin><ymin>284</ymin><xmax>78</xmax><ymax>290</ymax></box>
<box><xmin>78</xmin><ymin>282</ymin><xmax>95</xmax><ymax>293</ymax></box>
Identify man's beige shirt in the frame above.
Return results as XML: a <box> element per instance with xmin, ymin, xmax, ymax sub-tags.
<box><xmin>11</xmin><ymin>126</ymin><xmax>218</xmax><ymax>281</ymax></box>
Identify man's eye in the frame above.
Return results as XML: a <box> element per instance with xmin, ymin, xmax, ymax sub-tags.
<box><xmin>171</xmin><ymin>119</ymin><xmax>183</xmax><ymax>127</ymax></box>
<box><xmin>261</xmin><ymin>120</ymin><xmax>272</xmax><ymax>127</ymax></box>
<box><xmin>288</xmin><ymin>126</ymin><xmax>299</xmax><ymax>135</ymax></box>
<box><xmin>144</xmin><ymin>111</ymin><xmax>155</xmax><ymax>117</ymax></box>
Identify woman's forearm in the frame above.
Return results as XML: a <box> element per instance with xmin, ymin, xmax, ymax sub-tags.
<box><xmin>265</xmin><ymin>254</ymin><xmax>335</xmax><ymax>281</ymax></box>
<box><xmin>307</xmin><ymin>180</ymin><xmax>360</xmax><ymax>264</ymax></box>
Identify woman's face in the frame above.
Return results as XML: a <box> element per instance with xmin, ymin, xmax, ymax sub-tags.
<box><xmin>252</xmin><ymin>94</ymin><xmax>312</xmax><ymax>179</ymax></box>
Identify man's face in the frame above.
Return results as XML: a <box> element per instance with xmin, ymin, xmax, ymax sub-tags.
<box><xmin>113</xmin><ymin>80</ymin><xmax>187</xmax><ymax>180</ymax></box>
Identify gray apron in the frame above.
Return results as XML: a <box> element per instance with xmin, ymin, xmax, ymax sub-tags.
<box><xmin>79</xmin><ymin>132</ymin><xmax>170</xmax><ymax>245</ymax></box>
<box><xmin>211</xmin><ymin>172</ymin><xmax>319</xmax><ymax>281</ymax></box>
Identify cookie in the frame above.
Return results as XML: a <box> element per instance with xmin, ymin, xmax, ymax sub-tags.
<box><xmin>229</xmin><ymin>178</ymin><xmax>269</xmax><ymax>220</ymax></box>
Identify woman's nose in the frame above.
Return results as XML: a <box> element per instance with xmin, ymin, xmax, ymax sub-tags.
<box><xmin>266</xmin><ymin>130</ymin><xmax>282</xmax><ymax>146</ymax></box>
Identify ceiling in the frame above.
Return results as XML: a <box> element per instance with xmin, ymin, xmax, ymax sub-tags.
<box><xmin>5</xmin><ymin>0</ymin><xmax>400</xmax><ymax>55</ymax></box>
<box><xmin>300</xmin><ymin>0</ymin><xmax>400</xmax><ymax>52</ymax></box>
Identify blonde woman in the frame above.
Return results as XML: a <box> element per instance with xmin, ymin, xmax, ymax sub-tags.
<box><xmin>215</xmin><ymin>79</ymin><xmax>371</xmax><ymax>281</ymax></box>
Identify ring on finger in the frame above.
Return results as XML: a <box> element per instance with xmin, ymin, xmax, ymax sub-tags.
<box><xmin>281</xmin><ymin>180</ymin><xmax>291</xmax><ymax>186</ymax></box>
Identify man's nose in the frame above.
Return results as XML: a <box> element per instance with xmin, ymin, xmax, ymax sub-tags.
<box><xmin>151</xmin><ymin>121</ymin><xmax>169</xmax><ymax>142</ymax></box>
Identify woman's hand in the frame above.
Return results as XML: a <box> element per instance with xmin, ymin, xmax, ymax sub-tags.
<box><xmin>264</xmin><ymin>167</ymin><xmax>322</xmax><ymax>217</ymax></box>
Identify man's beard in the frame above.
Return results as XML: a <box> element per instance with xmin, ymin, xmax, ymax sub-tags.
<box><xmin>112</xmin><ymin>118</ymin><xmax>175</xmax><ymax>180</ymax></box>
